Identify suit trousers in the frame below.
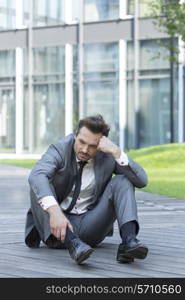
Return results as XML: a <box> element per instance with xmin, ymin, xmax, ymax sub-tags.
<box><xmin>25</xmin><ymin>175</ymin><xmax>139</xmax><ymax>248</ymax></box>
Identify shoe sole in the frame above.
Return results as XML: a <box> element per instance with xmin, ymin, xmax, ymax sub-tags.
<box><xmin>76</xmin><ymin>248</ymin><xmax>94</xmax><ymax>265</ymax></box>
<box><xmin>117</xmin><ymin>246</ymin><xmax>148</xmax><ymax>263</ymax></box>
<box><xmin>117</xmin><ymin>256</ymin><xmax>134</xmax><ymax>263</ymax></box>
<box><xmin>127</xmin><ymin>246</ymin><xmax>148</xmax><ymax>259</ymax></box>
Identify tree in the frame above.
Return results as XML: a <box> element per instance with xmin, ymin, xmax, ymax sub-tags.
<box><xmin>150</xmin><ymin>0</ymin><xmax>185</xmax><ymax>142</ymax></box>
<box><xmin>151</xmin><ymin>0</ymin><xmax>185</xmax><ymax>53</ymax></box>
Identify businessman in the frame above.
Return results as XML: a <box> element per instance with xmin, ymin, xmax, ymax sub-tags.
<box><xmin>25</xmin><ymin>115</ymin><xmax>148</xmax><ymax>264</ymax></box>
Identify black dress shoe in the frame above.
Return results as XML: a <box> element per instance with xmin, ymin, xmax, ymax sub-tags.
<box><xmin>117</xmin><ymin>237</ymin><xmax>148</xmax><ymax>263</ymax></box>
<box><xmin>68</xmin><ymin>238</ymin><xmax>94</xmax><ymax>264</ymax></box>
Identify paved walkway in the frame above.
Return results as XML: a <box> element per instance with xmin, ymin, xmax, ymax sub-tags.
<box><xmin>0</xmin><ymin>163</ymin><xmax>185</xmax><ymax>278</ymax></box>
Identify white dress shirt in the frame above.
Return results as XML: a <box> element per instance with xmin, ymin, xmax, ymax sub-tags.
<box><xmin>38</xmin><ymin>151</ymin><xmax>129</xmax><ymax>214</ymax></box>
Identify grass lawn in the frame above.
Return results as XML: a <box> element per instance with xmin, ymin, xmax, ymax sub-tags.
<box><xmin>0</xmin><ymin>143</ymin><xmax>185</xmax><ymax>199</ymax></box>
<box><xmin>0</xmin><ymin>159</ymin><xmax>37</xmax><ymax>169</ymax></box>
<box><xmin>128</xmin><ymin>143</ymin><xmax>185</xmax><ymax>199</ymax></box>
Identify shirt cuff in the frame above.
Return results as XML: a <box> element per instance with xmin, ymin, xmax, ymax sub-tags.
<box><xmin>115</xmin><ymin>151</ymin><xmax>129</xmax><ymax>166</ymax></box>
<box><xmin>38</xmin><ymin>196</ymin><xmax>58</xmax><ymax>211</ymax></box>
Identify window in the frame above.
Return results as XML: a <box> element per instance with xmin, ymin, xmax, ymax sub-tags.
<box><xmin>84</xmin><ymin>0</ymin><xmax>119</xmax><ymax>22</ymax></box>
<box><xmin>84</xmin><ymin>43</ymin><xmax>119</xmax><ymax>144</ymax></box>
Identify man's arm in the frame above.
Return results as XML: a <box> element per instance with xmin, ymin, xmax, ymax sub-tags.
<box><xmin>28</xmin><ymin>144</ymin><xmax>63</xmax><ymax>200</ymax></box>
<box><xmin>97</xmin><ymin>136</ymin><xmax>148</xmax><ymax>188</ymax></box>
<box><xmin>29</xmin><ymin>143</ymin><xmax>73</xmax><ymax>241</ymax></box>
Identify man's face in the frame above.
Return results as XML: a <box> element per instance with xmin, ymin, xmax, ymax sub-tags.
<box><xmin>74</xmin><ymin>126</ymin><xmax>103</xmax><ymax>161</ymax></box>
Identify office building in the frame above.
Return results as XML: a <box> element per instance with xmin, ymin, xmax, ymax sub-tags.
<box><xmin>0</xmin><ymin>0</ymin><xmax>184</xmax><ymax>156</ymax></box>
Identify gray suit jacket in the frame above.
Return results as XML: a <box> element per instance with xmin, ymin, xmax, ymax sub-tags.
<box><xmin>28</xmin><ymin>133</ymin><xmax>148</xmax><ymax>208</ymax></box>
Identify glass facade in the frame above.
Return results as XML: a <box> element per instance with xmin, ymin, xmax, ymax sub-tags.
<box><xmin>0</xmin><ymin>0</ymin><xmax>183</xmax><ymax>154</ymax></box>
<box><xmin>127</xmin><ymin>39</ymin><xmax>178</xmax><ymax>149</ymax></box>
<box><xmin>84</xmin><ymin>0</ymin><xmax>119</xmax><ymax>22</ymax></box>
<box><xmin>32</xmin><ymin>83</ymin><xmax>65</xmax><ymax>153</ymax></box>
<box><xmin>23</xmin><ymin>0</ymin><xmax>65</xmax><ymax>27</ymax></box>
<box><xmin>139</xmin><ymin>39</ymin><xmax>170</xmax><ymax>70</ymax></box>
<box><xmin>84</xmin><ymin>43</ymin><xmax>119</xmax><ymax>144</ymax></box>
<box><xmin>127</xmin><ymin>0</ymin><xmax>156</xmax><ymax>17</ymax></box>
<box><xmin>0</xmin><ymin>50</ymin><xmax>15</xmax><ymax>81</ymax></box>
<box><xmin>139</xmin><ymin>78</ymin><xmax>171</xmax><ymax>147</ymax></box>
<box><xmin>0</xmin><ymin>0</ymin><xmax>16</xmax><ymax>29</ymax></box>
<box><xmin>23</xmin><ymin>46</ymin><xmax>65</xmax><ymax>153</ymax></box>
<box><xmin>0</xmin><ymin>50</ymin><xmax>15</xmax><ymax>152</ymax></box>
<box><xmin>0</xmin><ymin>88</ymin><xmax>15</xmax><ymax>152</ymax></box>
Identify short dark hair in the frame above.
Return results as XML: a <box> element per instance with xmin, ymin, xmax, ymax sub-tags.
<box><xmin>76</xmin><ymin>114</ymin><xmax>110</xmax><ymax>137</ymax></box>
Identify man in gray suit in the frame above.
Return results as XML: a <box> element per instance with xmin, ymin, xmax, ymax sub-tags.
<box><xmin>25</xmin><ymin>115</ymin><xmax>148</xmax><ymax>264</ymax></box>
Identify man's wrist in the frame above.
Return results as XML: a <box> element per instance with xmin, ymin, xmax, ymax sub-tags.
<box><xmin>116</xmin><ymin>151</ymin><xmax>129</xmax><ymax>166</ymax></box>
<box><xmin>111</xmin><ymin>147</ymin><xmax>121</xmax><ymax>159</ymax></box>
<box><xmin>39</xmin><ymin>196</ymin><xmax>58</xmax><ymax>211</ymax></box>
<box><xmin>47</xmin><ymin>205</ymin><xmax>63</xmax><ymax>216</ymax></box>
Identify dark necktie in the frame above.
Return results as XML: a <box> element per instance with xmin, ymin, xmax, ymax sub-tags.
<box><xmin>65</xmin><ymin>161</ymin><xmax>87</xmax><ymax>213</ymax></box>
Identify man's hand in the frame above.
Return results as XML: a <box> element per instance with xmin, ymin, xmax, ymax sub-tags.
<box><xmin>47</xmin><ymin>205</ymin><xmax>73</xmax><ymax>242</ymax></box>
<box><xmin>97</xmin><ymin>136</ymin><xmax>121</xmax><ymax>159</ymax></box>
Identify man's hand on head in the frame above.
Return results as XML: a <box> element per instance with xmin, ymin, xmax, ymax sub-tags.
<box><xmin>97</xmin><ymin>136</ymin><xmax>121</xmax><ymax>159</ymax></box>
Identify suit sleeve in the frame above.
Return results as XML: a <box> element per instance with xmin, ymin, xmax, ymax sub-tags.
<box><xmin>28</xmin><ymin>144</ymin><xmax>64</xmax><ymax>200</ymax></box>
<box><xmin>114</xmin><ymin>155</ymin><xmax>148</xmax><ymax>188</ymax></box>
